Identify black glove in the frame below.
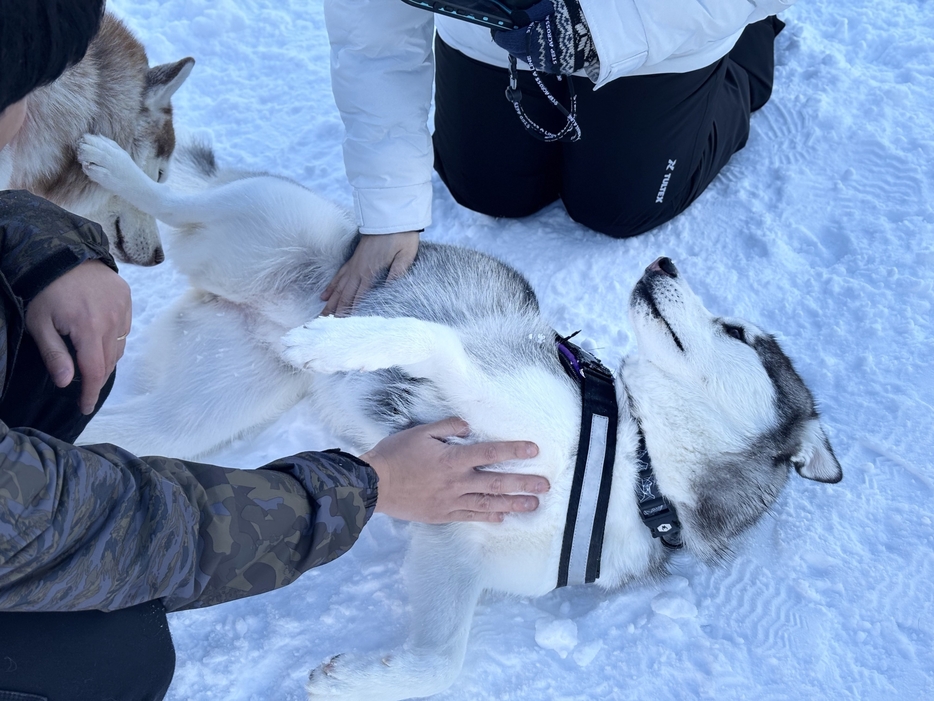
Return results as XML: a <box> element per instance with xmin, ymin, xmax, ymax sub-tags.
<box><xmin>492</xmin><ymin>0</ymin><xmax>599</xmax><ymax>80</ymax></box>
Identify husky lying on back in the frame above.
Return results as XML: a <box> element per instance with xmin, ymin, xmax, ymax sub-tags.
<box><xmin>77</xmin><ymin>134</ymin><xmax>842</xmax><ymax>701</ymax></box>
<box><xmin>0</xmin><ymin>13</ymin><xmax>193</xmax><ymax>266</ymax></box>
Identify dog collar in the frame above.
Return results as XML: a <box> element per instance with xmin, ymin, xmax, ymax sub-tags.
<box><xmin>554</xmin><ymin>334</ymin><xmax>619</xmax><ymax>588</ymax></box>
<box><xmin>631</xmin><ymin>417</ymin><xmax>683</xmax><ymax>550</ymax></box>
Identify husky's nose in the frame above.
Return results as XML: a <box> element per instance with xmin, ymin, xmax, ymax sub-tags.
<box><xmin>646</xmin><ymin>257</ymin><xmax>678</xmax><ymax>278</ymax></box>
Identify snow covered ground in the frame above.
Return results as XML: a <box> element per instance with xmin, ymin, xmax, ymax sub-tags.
<box><xmin>102</xmin><ymin>1</ymin><xmax>934</xmax><ymax>699</ymax></box>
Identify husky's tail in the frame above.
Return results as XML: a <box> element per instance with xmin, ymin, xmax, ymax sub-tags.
<box><xmin>176</xmin><ymin>139</ymin><xmax>217</xmax><ymax>178</ymax></box>
<box><xmin>166</xmin><ymin>138</ymin><xmax>225</xmax><ymax>191</ymax></box>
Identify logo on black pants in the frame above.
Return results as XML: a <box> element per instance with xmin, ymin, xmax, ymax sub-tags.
<box><xmin>656</xmin><ymin>160</ymin><xmax>677</xmax><ymax>204</ymax></box>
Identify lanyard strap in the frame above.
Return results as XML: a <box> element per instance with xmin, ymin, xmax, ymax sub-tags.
<box><xmin>505</xmin><ymin>54</ymin><xmax>582</xmax><ymax>143</ymax></box>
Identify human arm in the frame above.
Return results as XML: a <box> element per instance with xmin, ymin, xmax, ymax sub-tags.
<box><xmin>0</xmin><ymin>419</ymin><xmax>543</xmax><ymax>613</ymax></box>
<box><xmin>322</xmin><ymin>1</ymin><xmax>435</xmax><ymax>314</ymax></box>
<box><xmin>0</xmin><ymin>421</ymin><xmax>378</xmax><ymax>613</ymax></box>
<box><xmin>324</xmin><ymin>0</ymin><xmax>435</xmax><ymax>236</ymax></box>
<box><xmin>0</xmin><ymin>190</ymin><xmax>131</xmax><ymax>414</ymax></box>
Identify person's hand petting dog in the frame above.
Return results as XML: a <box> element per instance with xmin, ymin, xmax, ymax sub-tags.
<box><xmin>321</xmin><ymin>230</ymin><xmax>420</xmax><ymax>317</ymax></box>
<box><xmin>361</xmin><ymin>417</ymin><xmax>548</xmax><ymax>524</ymax></box>
<box><xmin>25</xmin><ymin>259</ymin><xmax>132</xmax><ymax>414</ymax></box>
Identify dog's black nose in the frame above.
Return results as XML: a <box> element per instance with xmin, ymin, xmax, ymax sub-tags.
<box><xmin>646</xmin><ymin>257</ymin><xmax>678</xmax><ymax>278</ymax></box>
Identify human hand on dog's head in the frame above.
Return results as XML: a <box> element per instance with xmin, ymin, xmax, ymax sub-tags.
<box><xmin>361</xmin><ymin>417</ymin><xmax>548</xmax><ymax>524</ymax></box>
<box><xmin>26</xmin><ymin>260</ymin><xmax>132</xmax><ymax>414</ymax></box>
<box><xmin>320</xmin><ymin>231</ymin><xmax>419</xmax><ymax>317</ymax></box>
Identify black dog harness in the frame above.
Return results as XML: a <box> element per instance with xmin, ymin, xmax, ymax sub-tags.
<box><xmin>554</xmin><ymin>334</ymin><xmax>682</xmax><ymax>589</ymax></box>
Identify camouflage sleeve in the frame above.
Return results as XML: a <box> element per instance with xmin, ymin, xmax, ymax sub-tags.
<box><xmin>0</xmin><ymin>422</ymin><xmax>378</xmax><ymax>613</ymax></box>
<box><xmin>0</xmin><ymin>190</ymin><xmax>117</xmax><ymax>305</ymax></box>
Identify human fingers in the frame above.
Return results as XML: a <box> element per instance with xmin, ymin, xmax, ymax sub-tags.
<box><xmin>468</xmin><ymin>469</ymin><xmax>550</xmax><ymax>496</ymax></box>
<box><xmin>443</xmin><ymin>438</ymin><xmax>540</xmax><ymax>470</ymax></box>
<box><xmin>424</xmin><ymin>416</ymin><xmax>471</xmax><ymax>440</ymax></box>
<box><xmin>320</xmin><ymin>260</ymin><xmax>348</xmax><ymax>302</ymax></box>
<box><xmin>386</xmin><ymin>245</ymin><xmax>416</xmax><ymax>282</ymax></box>
<box><xmin>459</xmin><ymin>493</ymin><xmax>541</xmax><ymax>514</ymax></box>
<box><xmin>30</xmin><ymin>317</ymin><xmax>75</xmax><ymax>388</ymax></box>
<box><xmin>333</xmin><ymin>276</ymin><xmax>363</xmax><ymax>317</ymax></box>
<box><xmin>70</xmin><ymin>332</ymin><xmax>108</xmax><ymax>414</ymax></box>
<box><xmin>321</xmin><ymin>288</ymin><xmax>341</xmax><ymax>317</ymax></box>
<box><xmin>76</xmin><ymin>289</ymin><xmax>129</xmax><ymax>414</ymax></box>
<box><xmin>103</xmin><ymin>326</ymin><xmax>128</xmax><ymax>383</ymax></box>
<box><xmin>321</xmin><ymin>270</ymin><xmax>354</xmax><ymax>317</ymax></box>
<box><xmin>445</xmin><ymin>510</ymin><xmax>509</xmax><ymax>523</ymax></box>
<box><xmin>348</xmin><ymin>274</ymin><xmax>376</xmax><ymax>317</ymax></box>
<box><xmin>115</xmin><ymin>303</ymin><xmax>132</xmax><ymax>363</ymax></box>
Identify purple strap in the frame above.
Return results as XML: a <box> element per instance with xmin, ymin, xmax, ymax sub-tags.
<box><xmin>556</xmin><ymin>341</ymin><xmax>583</xmax><ymax>378</ymax></box>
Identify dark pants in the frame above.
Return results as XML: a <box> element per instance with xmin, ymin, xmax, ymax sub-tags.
<box><xmin>433</xmin><ymin>17</ymin><xmax>784</xmax><ymax>238</ymax></box>
<box><xmin>0</xmin><ymin>312</ymin><xmax>176</xmax><ymax>701</ymax></box>
<box><xmin>0</xmin><ymin>601</ymin><xmax>175</xmax><ymax>701</ymax></box>
<box><xmin>0</xmin><ymin>333</ymin><xmax>114</xmax><ymax>442</ymax></box>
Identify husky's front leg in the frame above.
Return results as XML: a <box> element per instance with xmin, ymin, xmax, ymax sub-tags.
<box><xmin>307</xmin><ymin>525</ymin><xmax>484</xmax><ymax>701</ymax></box>
<box><xmin>281</xmin><ymin>316</ymin><xmax>475</xmax><ymax>394</ymax></box>
<box><xmin>77</xmin><ymin>134</ymin><xmax>168</xmax><ymax>215</ymax></box>
<box><xmin>78</xmin><ymin>135</ymin><xmax>204</xmax><ymax>230</ymax></box>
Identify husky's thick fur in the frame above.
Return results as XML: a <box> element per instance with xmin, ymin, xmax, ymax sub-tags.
<box><xmin>77</xmin><ymin>134</ymin><xmax>843</xmax><ymax>701</ymax></box>
<box><xmin>0</xmin><ymin>14</ymin><xmax>193</xmax><ymax>266</ymax></box>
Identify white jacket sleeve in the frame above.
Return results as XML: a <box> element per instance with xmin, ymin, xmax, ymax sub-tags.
<box><xmin>324</xmin><ymin>0</ymin><xmax>435</xmax><ymax>234</ymax></box>
<box><xmin>582</xmin><ymin>0</ymin><xmax>797</xmax><ymax>86</ymax></box>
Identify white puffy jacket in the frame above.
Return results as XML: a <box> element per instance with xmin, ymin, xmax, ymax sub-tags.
<box><xmin>324</xmin><ymin>0</ymin><xmax>797</xmax><ymax>234</ymax></box>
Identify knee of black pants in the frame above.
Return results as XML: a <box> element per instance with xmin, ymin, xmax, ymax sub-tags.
<box><xmin>434</xmin><ymin>142</ymin><xmax>560</xmax><ymax>219</ymax></box>
<box><xmin>0</xmin><ymin>332</ymin><xmax>116</xmax><ymax>442</ymax></box>
<box><xmin>0</xmin><ymin>600</ymin><xmax>176</xmax><ymax>701</ymax></box>
<box><xmin>563</xmin><ymin>189</ymin><xmax>690</xmax><ymax>239</ymax></box>
<box><xmin>562</xmin><ymin>56</ymin><xmax>752</xmax><ymax>240</ymax></box>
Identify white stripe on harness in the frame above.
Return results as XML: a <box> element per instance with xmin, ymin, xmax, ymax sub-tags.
<box><xmin>565</xmin><ymin>413</ymin><xmax>609</xmax><ymax>586</ymax></box>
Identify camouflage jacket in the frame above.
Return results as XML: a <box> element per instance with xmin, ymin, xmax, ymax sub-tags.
<box><xmin>0</xmin><ymin>191</ymin><xmax>378</xmax><ymax>612</ymax></box>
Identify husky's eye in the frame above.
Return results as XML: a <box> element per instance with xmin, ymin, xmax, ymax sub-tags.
<box><xmin>157</xmin><ymin>168</ymin><xmax>165</xmax><ymax>182</ymax></box>
<box><xmin>723</xmin><ymin>323</ymin><xmax>746</xmax><ymax>343</ymax></box>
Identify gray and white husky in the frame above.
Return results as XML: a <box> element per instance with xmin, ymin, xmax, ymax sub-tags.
<box><xmin>77</xmin><ymin>134</ymin><xmax>843</xmax><ymax>701</ymax></box>
<box><xmin>0</xmin><ymin>13</ymin><xmax>193</xmax><ymax>266</ymax></box>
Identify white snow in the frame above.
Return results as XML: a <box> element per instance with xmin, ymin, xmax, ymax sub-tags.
<box><xmin>101</xmin><ymin>0</ymin><xmax>934</xmax><ymax>698</ymax></box>
<box><xmin>535</xmin><ymin>616</ymin><xmax>580</xmax><ymax>659</ymax></box>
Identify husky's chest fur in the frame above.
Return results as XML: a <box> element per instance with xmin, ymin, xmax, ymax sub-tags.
<box><xmin>304</xmin><ymin>243</ymin><xmax>667</xmax><ymax>595</ymax></box>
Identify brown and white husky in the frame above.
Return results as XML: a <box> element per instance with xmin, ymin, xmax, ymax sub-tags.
<box><xmin>0</xmin><ymin>13</ymin><xmax>193</xmax><ymax>266</ymax></box>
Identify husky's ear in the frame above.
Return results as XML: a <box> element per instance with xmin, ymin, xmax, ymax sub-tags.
<box><xmin>790</xmin><ymin>419</ymin><xmax>842</xmax><ymax>483</ymax></box>
<box><xmin>145</xmin><ymin>57</ymin><xmax>195</xmax><ymax>109</ymax></box>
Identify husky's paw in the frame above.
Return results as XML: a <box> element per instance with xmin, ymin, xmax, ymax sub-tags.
<box><xmin>307</xmin><ymin>651</ymin><xmax>448</xmax><ymax>701</ymax></box>
<box><xmin>281</xmin><ymin>315</ymin><xmax>440</xmax><ymax>375</ymax></box>
<box><xmin>306</xmin><ymin>653</ymin><xmax>375</xmax><ymax>701</ymax></box>
<box><xmin>77</xmin><ymin>134</ymin><xmax>145</xmax><ymax>193</ymax></box>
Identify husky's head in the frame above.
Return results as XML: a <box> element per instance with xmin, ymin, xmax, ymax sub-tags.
<box><xmin>11</xmin><ymin>14</ymin><xmax>194</xmax><ymax>267</ymax></box>
<box><xmin>623</xmin><ymin>257</ymin><xmax>842</xmax><ymax>563</ymax></box>
<box><xmin>91</xmin><ymin>54</ymin><xmax>195</xmax><ymax>267</ymax></box>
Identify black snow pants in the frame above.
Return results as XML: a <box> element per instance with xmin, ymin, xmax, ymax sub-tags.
<box><xmin>433</xmin><ymin>16</ymin><xmax>785</xmax><ymax>238</ymax></box>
